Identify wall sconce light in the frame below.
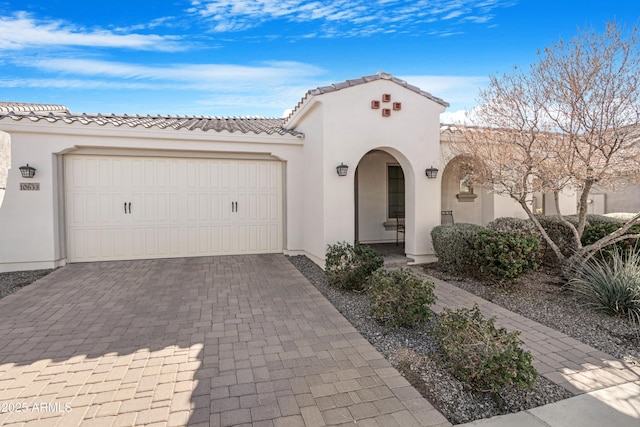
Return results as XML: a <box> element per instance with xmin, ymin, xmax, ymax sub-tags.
<box><xmin>425</xmin><ymin>166</ymin><xmax>439</xmax><ymax>179</ymax></box>
<box><xmin>336</xmin><ymin>163</ymin><xmax>349</xmax><ymax>177</ymax></box>
<box><xmin>19</xmin><ymin>164</ymin><xmax>36</xmax><ymax>178</ymax></box>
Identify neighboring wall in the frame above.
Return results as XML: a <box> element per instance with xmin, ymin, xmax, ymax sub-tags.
<box><xmin>600</xmin><ymin>185</ymin><xmax>640</xmax><ymax>214</ymax></box>
<box><xmin>0</xmin><ymin>131</ymin><xmax>8</xmax><ymax>206</ymax></box>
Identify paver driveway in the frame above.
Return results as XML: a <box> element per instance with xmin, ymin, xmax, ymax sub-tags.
<box><xmin>0</xmin><ymin>254</ymin><xmax>449</xmax><ymax>426</ymax></box>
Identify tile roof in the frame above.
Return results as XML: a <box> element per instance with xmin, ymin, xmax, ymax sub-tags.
<box><xmin>0</xmin><ymin>102</ymin><xmax>69</xmax><ymax>114</ymax></box>
<box><xmin>284</xmin><ymin>71</ymin><xmax>449</xmax><ymax>125</ymax></box>
<box><xmin>1</xmin><ymin>72</ymin><xmax>448</xmax><ymax>136</ymax></box>
<box><xmin>0</xmin><ymin>108</ymin><xmax>301</xmax><ymax>136</ymax></box>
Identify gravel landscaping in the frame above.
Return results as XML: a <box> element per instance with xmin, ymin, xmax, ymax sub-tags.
<box><xmin>422</xmin><ymin>264</ymin><xmax>640</xmax><ymax>367</ymax></box>
<box><xmin>0</xmin><ymin>269</ymin><xmax>53</xmax><ymax>299</ymax></box>
<box><xmin>287</xmin><ymin>255</ymin><xmax>575</xmax><ymax>424</ymax></box>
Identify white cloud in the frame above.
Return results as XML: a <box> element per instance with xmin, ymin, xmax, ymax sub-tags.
<box><xmin>189</xmin><ymin>0</ymin><xmax>514</xmax><ymax>36</ymax></box>
<box><xmin>0</xmin><ymin>12</ymin><xmax>183</xmax><ymax>51</ymax></box>
<box><xmin>441</xmin><ymin>109</ymin><xmax>469</xmax><ymax>124</ymax></box>
<box><xmin>21</xmin><ymin>58</ymin><xmax>324</xmax><ymax>87</ymax></box>
<box><xmin>399</xmin><ymin>74</ymin><xmax>488</xmax><ymax>108</ymax></box>
<box><xmin>0</xmin><ymin>57</ymin><xmax>327</xmax><ymax>115</ymax></box>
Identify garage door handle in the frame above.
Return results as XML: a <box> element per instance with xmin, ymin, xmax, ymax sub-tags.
<box><xmin>124</xmin><ymin>202</ymin><xmax>127</xmax><ymax>214</ymax></box>
<box><xmin>128</xmin><ymin>202</ymin><xmax>132</xmax><ymax>214</ymax></box>
<box><xmin>231</xmin><ymin>202</ymin><xmax>234</xmax><ymax>212</ymax></box>
<box><xmin>234</xmin><ymin>202</ymin><xmax>238</xmax><ymax>212</ymax></box>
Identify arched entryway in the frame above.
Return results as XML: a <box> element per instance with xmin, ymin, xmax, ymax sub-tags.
<box><xmin>441</xmin><ymin>154</ymin><xmax>493</xmax><ymax>225</ymax></box>
<box><xmin>355</xmin><ymin>149</ymin><xmax>407</xmax><ymax>248</ymax></box>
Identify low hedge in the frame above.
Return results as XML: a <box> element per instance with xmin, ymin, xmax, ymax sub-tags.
<box><xmin>431</xmin><ymin>223</ymin><xmax>485</xmax><ymax>275</ymax></box>
<box><xmin>473</xmin><ymin>230</ymin><xmax>539</xmax><ymax>282</ymax></box>
<box><xmin>533</xmin><ymin>214</ymin><xmax>580</xmax><ymax>258</ymax></box>
<box><xmin>487</xmin><ymin>217</ymin><xmax>542</xmax><ymax>239</ymax></box>
<box><xmin>581</xmin><ymin>223</ymin><xmax>640</xmax><ymax>258</ymax></box>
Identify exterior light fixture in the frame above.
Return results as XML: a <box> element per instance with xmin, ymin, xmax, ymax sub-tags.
<box><xmin>336</xmin><ymin>163</ymin><xmax>349</xmax><ymax>177</ymax></box>
<box><xmin>19</xmin><ymin>164</ymin><xmax>36</xmax><ymax>178</ymax></box>
<box><xmin>425</xmin><ymin>166</ymin><xmax>439</xmax><ymax>179</ymax></box>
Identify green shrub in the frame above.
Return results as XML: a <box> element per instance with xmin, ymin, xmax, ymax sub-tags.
<box><xmin>566</xmin><ymin>247</ymin><xmax>640</xmax><ymax>327</ymax></box>
<box><xmin>533</xmin><ymin>215</ymin><xmax>581</xmax><ymax>263</ymax></box>
<box><xmin>325</xmin><ymin>242</ymin><xmax>384</xmax><ymax>292</ymax></box>
<box><xmin>605</xmin><ymin>212</ymin><xmax>637</xmax><ymax>222</ymax></box>
<box><xmin>585</xmin><ymin>214</ymin><xmax>623</xmax><ymax>226</ymax></box>
<box><xmin>487</xmin><ymin>217</ymin><xmax>541</xmax><ymax>238</ymax></box>
<box><xmin>433</xmin><ymin>305</ymin><xmax>537</xmax><ymax>394</ymax></box>
<box><xmin>368</xmin><ymin>268</ymin><xmax>436</xmax><ymax>327</ymax></box>
<box><xmin>431</xmin><ymin>223</ymin><xmax>485</xmax><ymax>275</ymax></box>
<box><xmin>473</xmin><ymin>230</ymin><xmax>539</xmax><ymax>282</ymax></box>
<box><xmin>581</xmin><ymin>223</ymin><xmax>640</xmax><ymax>258</ymax></box>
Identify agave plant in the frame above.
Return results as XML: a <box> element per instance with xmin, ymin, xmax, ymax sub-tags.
<box><xmin>567</xmin><ymin>246</ymin><xmax>640</xmax><ymax>329</ymax></box>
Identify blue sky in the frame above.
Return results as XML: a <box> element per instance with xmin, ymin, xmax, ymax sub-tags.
<box><xmin>0</xmin><ymin>1</ymin><xmax>638</xmax><ymax>121</ymax></box>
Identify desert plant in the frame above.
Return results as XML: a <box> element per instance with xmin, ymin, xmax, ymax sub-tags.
<box><xmin>325</xmin><ymin>242</ymin><xmax>384</xmax><ymax>292</ymax></box>
<box><xmin>432</xmin><ymin>305</ymin><xmax>537</xmax><ymax>394</ymax></box>
<box><xmin>368</xmin><ymin>268</ymin><xmax>436</xmax><ymax>327</ymax></box>
<box><xmin>431</xmin><ymin>223</ymin><xmax>485</xmax><ymax>275</ymax></box>
<box><xmin>566</xmin><ymin>247</ymin><xmax>640</xmax><ymax>327</ymax></box>
<box><xmin>474</xmin><ymin>230</ymin><xmax>539</xmax><ymax>282</ymax></box>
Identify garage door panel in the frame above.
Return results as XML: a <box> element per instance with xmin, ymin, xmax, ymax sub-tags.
<box><xmin>132</xmin><ymin>228</ymin><xmax>145</xmax><ymax>257</ymax></box>
<box><xmin>156</xmin><ymin>227</ymin><xmax>168</xmax><ymax>256</ymax></box>
<box><xmin>144</xmin><ymin>159</ymin><xmax>156</xmax><ymax>188</ymax></box>
<box><xmin>112</xmin><ymin>227</ymin><xmax>129</xmax><ymax>258</ymax></box>
<box><xmin>170</xmin><ymin>227</ymin><xmax>181</xmax><ymax>255</ymax></box>
<box><xmin>144</xmin><ymin>194</ymin><xmax>156</xmax><ymax>222</ymax></box>
<box><xmin>70</xmin><ymin>229</ymin><xmax>85</xmax><ymax>260</ymax></box>
<box><xmin>169</xmin><ymin>194</ymin><xmax>180</xmax><ymax>221</ymax></box>
<box><xmin>67</xmin><ymin>156</ymin><xmax>282</xmax><ymax>262</ymax></box>
<box><xmin>99</xmin><ymin>229</ymin><xmax>113</xmax><ymax>257</ymax></box>
<box><xmin>199</xmin><ymin>194</ymin><xmax>210</xmax><ymax>221</ymax></box>
<box><xmin>210</xmin><ymin>194</ymin><xmax>221</xmax><ymax>221</ymax></box>
<box><xmin>186</xmin><ymin>194</ymin><xmax>197</xmax><ymax>221</ymax></box>
<box><xmin>220</xmin><ymin>226</ymin><xmax>232</xmax><ymax>252</ymax></box>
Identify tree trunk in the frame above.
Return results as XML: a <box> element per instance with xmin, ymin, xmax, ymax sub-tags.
<box><xmin>515</xmin><ymin>196</ymin><xmax>566</xmax><ymax>264</ymax></box>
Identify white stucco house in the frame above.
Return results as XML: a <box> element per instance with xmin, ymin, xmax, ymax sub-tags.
<box><xmin>1</xmin><ymin>72</ymin><xmax>638</xmax><ymax>273</ymax></box>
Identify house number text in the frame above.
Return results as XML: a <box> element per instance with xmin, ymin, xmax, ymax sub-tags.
<box><xmin>20</xmin><ymin>183</ymin><xmax>40</xmax><ymax>191</ymax></box>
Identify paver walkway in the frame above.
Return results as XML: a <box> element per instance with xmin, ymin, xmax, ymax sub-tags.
<box><xmin>0</xmin><ymin>255</ymin><xmax>449</xmax><ymax>427</ymax></box>
<box><xmin>415</xmin><ymin>270</ymin><xmax>640</xmax><ymax>396</ymax></box>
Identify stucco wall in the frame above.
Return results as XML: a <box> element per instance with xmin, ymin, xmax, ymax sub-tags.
<box><xmin>291</xmin><ymin>79</ymin><xmax>445</xmax><ymax>263</ymax></box>
<box><xmin>600</xmin><ymin>185</ymin><xmax>640</xmax><ymax>214</ymax></box>
<box><xmin>0</xmin><ymin>131</ymin><xmax>9</xmax><ymax>207</ymax></box>
<box><xmin>293</xmin><ymin>102</ymin><xmax>326</xmax><ymax>265</ymax></box>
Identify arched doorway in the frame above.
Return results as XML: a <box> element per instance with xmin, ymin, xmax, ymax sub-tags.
<box><xmin>441</xmin><ymin>154</ymin><xmax>492</xmax><ymax>225</ymax></box>
<box><xmin>355</xmin><ymin>149</ymin><xmax>407</xmax><ymax>249</ymax></box>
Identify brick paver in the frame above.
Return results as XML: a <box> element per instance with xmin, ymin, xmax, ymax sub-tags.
<box><xmin>0</xmin><ymin>255</ymin><xmax>450</xmax><ymax>426</ymax></box>
<box><xmin>417</xmin><ymin>270</ymin><xmax>640</xmax><ymax>396</ymax></box>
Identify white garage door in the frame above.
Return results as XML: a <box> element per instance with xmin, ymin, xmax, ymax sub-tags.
<box><xmin>66</xmin><ymin>155</ymin><xmax>283</xmax><ymax>262</ymax></box>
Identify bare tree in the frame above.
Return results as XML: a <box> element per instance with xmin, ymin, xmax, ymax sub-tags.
<box><xmin>447</xmin><ymin>20</ymin><xmax>640</xmax><ymax>266</ymax></box>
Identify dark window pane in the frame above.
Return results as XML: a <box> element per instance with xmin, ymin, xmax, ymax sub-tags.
<box><xmin>387</xmin><ymin>165</ymin><xmax>405</xmax><ymax>218</ymax></box>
